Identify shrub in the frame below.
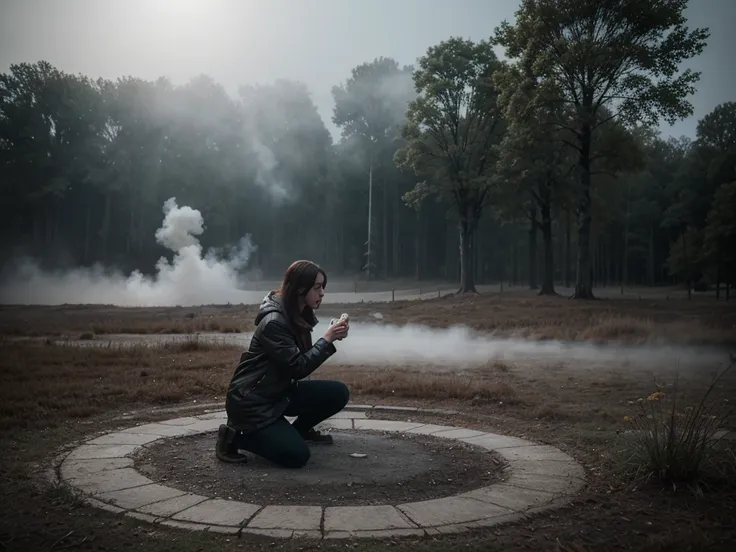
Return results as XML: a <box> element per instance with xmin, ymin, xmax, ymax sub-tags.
<box><xmin>622</xmin><ymin>364</ymin><xmax>733</xmax><ymax>488</ymax></box>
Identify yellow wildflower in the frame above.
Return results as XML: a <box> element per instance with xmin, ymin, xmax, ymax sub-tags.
<box><xmin>646</xmin><ymin>391</ymin><xmax>665</xmax><ymax>401</ymax></box>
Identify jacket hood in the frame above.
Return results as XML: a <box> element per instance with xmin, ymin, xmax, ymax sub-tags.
<box><xmin>254</xmin><ymin>290</ymin><xmax>318</xmax><ymax>328</ymax></box>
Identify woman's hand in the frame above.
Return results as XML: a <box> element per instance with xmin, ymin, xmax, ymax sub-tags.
<box><xmin>323</xmin><ymin>320</ymin><xmax>349</xmax><ymax>343</ymax></box>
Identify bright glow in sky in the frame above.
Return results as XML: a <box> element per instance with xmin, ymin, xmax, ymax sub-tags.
<box><xmin>0</xmin><ymin>0</ymin><xmax>733</xmax><ymax>141</ymax></box>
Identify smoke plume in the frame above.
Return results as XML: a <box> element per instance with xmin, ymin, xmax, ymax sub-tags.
<box><xmin>0</xmin><ymin>198</ymin><xmax>257</xmax><ymax>306</ymax></box>
<box><xmin>311</xmin><ymin>321</ymin><xmax>730</xmax><ymax>374</ymax></box>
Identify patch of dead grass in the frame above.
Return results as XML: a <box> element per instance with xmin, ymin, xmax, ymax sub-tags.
<box><xmin>529</xmin><ymin>402</ymin><xmax>575</xmax><ymax>421</ymax></box>
<box><xmin>577</xmin><ymin>315</ymin><xmax>655</xmax><ymax>343</ymax></box>
<box><xmin>490</xmin><ymin>359</ymin><xmax>511</xmax><ymax>372</ymax></box>
<box><xmin>0</xmin><ymin>342</ymin><xmax>240</xmax><ymax>431</ymax></box>
<box><xmin>318</xmin><ymin>367</ymin><xmax>520</xmax><ymax>403</ymax></box>
<box><xmin>3</xmin><ymin>294</ymin><xmax>735</xmax><ymax>348</ymax></box>
<box><xmin>0</xmin><ymin>304</ymin><xmax>254</xmax><ymax>337</ymax></box>
<box><xmin>367</xmin><ymin>293</ymin><xmax>736</xmax><ymax>346</ymax></box>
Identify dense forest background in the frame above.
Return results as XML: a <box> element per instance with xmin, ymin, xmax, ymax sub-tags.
<box><xmin>1</xmin><ymin>1</ymin><xmax>734</xmax><ymax>299</ymax></box>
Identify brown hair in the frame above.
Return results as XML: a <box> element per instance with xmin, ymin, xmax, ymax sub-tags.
<box><xmin>277</xmin><ymin>260</ymin><xmax>327</xmax><ymax>350</ymax></box>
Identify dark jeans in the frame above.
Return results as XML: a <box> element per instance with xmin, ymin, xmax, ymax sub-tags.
<box><xmin>238</xmin><ymin>380</ymin><xmax>350</xmax><ymax>468</ymax></box>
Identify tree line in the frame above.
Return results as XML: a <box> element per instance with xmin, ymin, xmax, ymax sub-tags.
<box><xmin>1</xmin><ymin>0</ymin><xmax>733</xmax><ymax>299</ymax></box>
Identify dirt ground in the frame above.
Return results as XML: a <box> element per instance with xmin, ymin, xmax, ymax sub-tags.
<box><xmin>133</xmin><ymin>429</ymin><xmax>501</xmax><ymax>506</ymax></box>
<box><xmin>1</xmin><ymin>291</ymin><xmax>735</xmax><ymax>551</ymax></box>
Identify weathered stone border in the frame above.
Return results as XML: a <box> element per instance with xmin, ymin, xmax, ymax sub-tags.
<box><xmin>55</xmin><ymin>406</ymin><xmax>587</xmax><ymax>539</ymax></box>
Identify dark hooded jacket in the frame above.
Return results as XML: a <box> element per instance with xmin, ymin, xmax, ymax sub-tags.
<box><xmin>225</xmin><ymin>291</ymin><xmax>336</xmax><ymax>433</ymax></box>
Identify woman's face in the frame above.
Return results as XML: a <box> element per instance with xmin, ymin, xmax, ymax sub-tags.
<box><xmin>303</xmin><ymin>271</ymin><xmax>325</xmax><ymax>310</ymax></box>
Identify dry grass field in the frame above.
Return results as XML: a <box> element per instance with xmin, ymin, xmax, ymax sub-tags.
<box><xmin>2</xmin><ymin>290</ymin><xmax>734</xmax><ymax>345</ymax></box>
<box><xmin>0</xmin><ymin>291</ymin><xmax>735</xmax><ymax>551</ymax></box>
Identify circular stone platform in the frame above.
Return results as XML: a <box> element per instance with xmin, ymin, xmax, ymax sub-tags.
<box><xmin>133</xmin><ymin>429</ymin><xmax>502</xmax><ymax>506</ymax></box>
<box><xmin>55</xmin><ymin>406</ymin><xmax>587</xmax><ymax>539</ymax></box>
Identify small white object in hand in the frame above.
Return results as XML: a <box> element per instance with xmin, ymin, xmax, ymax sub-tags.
<box><xmin>350</xmin><ymin>453</ymin><xmax>367</xmax><ymax>459</ymax></box>
<box><xmin>329</xmin><ymin>312</ymin><xmax>349</xmax><ymax>327</ymax></box>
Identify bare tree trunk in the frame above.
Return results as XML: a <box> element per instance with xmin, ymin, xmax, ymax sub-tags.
<box><xmin>621</xmin><ymin>182</ymin><xmax>630</xmax><ymax>294</ymax></box>
<box><xmin>574</xmin><ymin>123</ymin><xmax>595</xmax><ymax>299</ymax></box>
<box><xmin>415</xmin><ymin>209</ymin><xmax>422</xmax><ymax>280</ymax></box>
<box><xmin>382</xmin><ymin>177</ymin><xmax>388</xmax><ymax>279</ymax></box>
<box><xmin>528</xmin><ymin>206</ymin><xmax>538</xmax><ymax>290</ymax></box>
<box><xmin>682</xmin><ymin>225</ymin><xmax>691</xmax><ymax>300</ymax></box>
<box><xmin>99</xmin><ymin>191</ymin><xmax>113</xmax><ymax>261</ymax></box>
<box><xmin>647</xmin><ymin>223</ymin><xmax>655</xmax><ymax>286</ymax></box>
<box><xmin>458</xmin><ymin>207</ymin><xmax>478</xmax><ymax>294</ymax></box>
<box><xmin>538</xmin><ymin>201</ymin><xmax>557</xmax><ymax>295</ymax></box>
<box><xmin>393</xmin><ymin>182</ymin><xmax>400</xmax><ymax>276</ymax></box>
<box><xmin>475</xmin><ymin>222</ymin><xmax>482</xmax><ymax>284</ymax></box>
<box><xmin>365</xmin><ymin>162</ymin><xmax>373</xmax><ymax>281</ymax></box>
<box><xmin>84</xmin><ymin>200</ymin><xmax>92</xmax><ymax>265</ymax></box>
<box><xmin>446</xmin><ymin>218</ymin><xmax>454</xmax><ymax>281</ymax></box>
<box><xmin>564</xmin><ymin>205</ymin><xmax>571</xmax><ymax>288</ymax></box>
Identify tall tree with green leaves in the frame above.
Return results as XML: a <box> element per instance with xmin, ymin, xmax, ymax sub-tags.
<box><xmin>495</xmin><ymin>63</ymin><xmax>579</xmax><ymax>295</ymax></box>
<box><xmin>703</xmin><ymin>181</ymin><xmax>736</xmax><ymax>300</ymax></box>
<box><xmin>395</xmin><ymin>38</ymin><xmax>504</xmax><ymax>294</ymax></box>
<box><xmin>493</xmin><ymin>0</ymin><xmax>709</xmax><ymax>299</ymax></box>
<box><xmin>0</xmin><ymin>61</ymin><xmax>110</xmax><ymax>258</ymax></box>
<box><xmin>696</xmin><ymin>102</ymin><xmax>736</xmax><ymax>186</ymax></box>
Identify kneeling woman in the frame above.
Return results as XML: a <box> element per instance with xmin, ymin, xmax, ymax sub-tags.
<box><xmin>217</xmin><ymin>260</ymin><xmax>350</xmax><ymax>468</ymax></box>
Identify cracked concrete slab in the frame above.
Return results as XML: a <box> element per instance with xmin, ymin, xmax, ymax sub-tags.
<box><xmin>430</xmin><ymin>428</ymin><xmax>487</xmax><ymax>440</ymax></box>
<box><xmin>405</xmin><ymin>424</ymin><xmax>454</xmax><ymax>435</ymax></box>
<box><xmin>96</xmin><ymin>483</ymin><xmax>186</xmax><ymax>510</ymax></box>
<box><xmin>325</xmin><ymin>528</ymin><xmax>426</xmax><ymax>539</ymax></box>
<box><xmin>328</xmin><ymin>410</ymin><xmax>367</xmax><ymax>419</ymax></box>
<box><xmin>64</xmin><ymin>444</ymin><xmax>140</xmax><ymax>462</ymax></box>
<box><xmin>120</xmin><ymin>423</ymin><xmax>197</xmax><ymax>437</ymax></box>
<box><xmin>461</xmin><ymin>433</ymin><xmax>535</xmax><ymax>450</ymax></box>
<box><xmin>353</xmin><ymin>419</ymin><xmax>426</xmax><ymax>432</ymax></box>
<box><xmin>171</xmin><ymin>498</ymin><xmax>260</xmax><ymax>526</ymax></box>
<box><xmin>176</xmin><ymin>419</ymin><xmax>223</xmax><ymax>434</ymax></box>
<box><xmin>61</xmin><ymin>458</ymin><xmax>133</xmax><ymax>481</ymax></box>
<box><xmin>510</xmin><ymin>458</ymin><xmax>586</xmax><ymax>479</ymax></box>
<box><xmin>397</xmin><ymin>496</ymin><xmax>513</xmax><ymax>527</ymax></box>
<box><xmin>247</xmin><ymin>505</ymin><xmax>322</xmax><ymax>531</ymax></box>
<box><xmin>158</xmin><ymin>416</ymin><xmax>202</xmax><ymax>426</ymax></box>
<box><xmin>495</xmin><ymin>445</ymin><xmax>577</xmax><ymax>463</ymax></box>
<box><xmin>324</xmin><ymin>505</ymin><xmax>416</xmax><ymax>532</ymax></box>
<box><xmin>502</xmin><ymin>471</ymin><xmax>587</xmax><ymax>496</ymax></box>
<box><xmin>86</xmin><ymin>432</ymin><xmax>163</xmax><ymax>446</ymax></box>
<box><xmin>136</xmin><ymin>493</ymin><xmax>209</xmax><ymax>517</ymax></box>
<box><xmin>195</xmin><ymin>411</ymin><xmax>226</xmax><ymax>420</ymax></box>
<box><xmin>243</xmin><ymin>528</ymin><xmax>294</xmax><ymax>538</ymax></box>
<box><xmin>460</xmin><ymin>483</ymin><xmax>556</xmax><ymax>512</ymax></box>
<box><xmin>66</xmin><ymin>467</ymin><xmax>153</xmax><ymax>494</ymax></box>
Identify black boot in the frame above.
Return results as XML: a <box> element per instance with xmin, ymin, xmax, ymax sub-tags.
<box><xmin>300</xmin><ymin>428</ymin><xmax>333</xmax><ymax>445</ymax></box>
<box><xmin>216</xmin><ymin>424</ymin><xmax>248</xmax><ymax>463</ymax></box>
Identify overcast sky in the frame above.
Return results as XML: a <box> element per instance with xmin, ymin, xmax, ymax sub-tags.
<box><xmin>1</xmin><ymin>0</ymin><xmax>733</xmax><ymax>141</ymax></box>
